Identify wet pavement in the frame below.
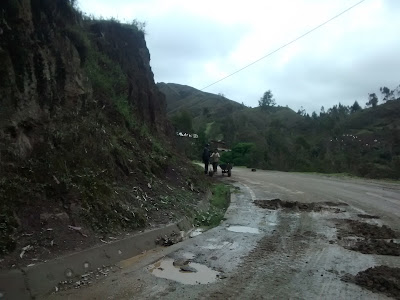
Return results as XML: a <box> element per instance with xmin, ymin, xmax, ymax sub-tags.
<box><xmin>45</xmin><ymin>168</ymin><xmax>400</xmax><ymax>300</ymax></box>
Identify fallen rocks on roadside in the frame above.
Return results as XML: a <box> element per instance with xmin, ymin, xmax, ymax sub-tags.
<box><xmin>155</xmin><ymin>231</ymin><xmax>182</xmax><ymax>246</ymax></box>
<box><xmin>173</xmin><ymin>258</ymin><xmax>190</xmax><ymax>267</ymax></box>
<box><xmin>56</xmin><ymin>265</ymin><xmax>116</xmax><ymax>292</ymax></box>
<box><xmin>180</xmin><ymin>265</ymin><xmax>197</xmax><ymax>273</ymax></box>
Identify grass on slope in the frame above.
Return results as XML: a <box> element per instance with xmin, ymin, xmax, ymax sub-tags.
<box><xmin>194</xmin><ymin>183</ymin><xmax>230</xmax><ymax>228</ymax></box>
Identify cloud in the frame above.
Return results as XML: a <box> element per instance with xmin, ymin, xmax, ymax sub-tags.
<box><xmin>78</xmin><ymin>0</ymin><xmax>400</xmax><ymax>113</ymax></box>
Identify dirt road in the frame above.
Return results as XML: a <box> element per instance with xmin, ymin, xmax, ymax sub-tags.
<box><xmin>47</xmin><ymin>169</ymin><xmax>400</xmax><ymax>299</ymax></box>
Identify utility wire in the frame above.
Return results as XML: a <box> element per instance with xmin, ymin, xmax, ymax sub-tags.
<box><xmin>200</xmin><ymin>0</ymin><xmax>367</xmax><ymax>91</ymax></box>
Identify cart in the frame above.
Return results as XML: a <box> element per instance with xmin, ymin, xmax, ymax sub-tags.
<box><xmin>219</xmin><ymin>163</ymin><xmax>232</xmax><ymax>177</ymax></box>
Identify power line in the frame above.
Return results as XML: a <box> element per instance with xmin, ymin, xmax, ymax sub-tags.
<box><xmin>200</xmin><ymin>0</ymin><xmax>368</xmax><ymax>91</ymax></box>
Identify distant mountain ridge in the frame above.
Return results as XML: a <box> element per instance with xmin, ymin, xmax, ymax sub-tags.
<box><xmin>157</xmin><ymin>82</ymin><xmax>244</xmax><ymax>117</ymax></box>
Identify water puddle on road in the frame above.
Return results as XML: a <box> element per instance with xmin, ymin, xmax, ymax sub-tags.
<box><xmin>227</xmin><ymin>226</ymin><xmax>260</xmax><ymax>234</ymax></box>
<box><xmin>148</xmin><ymin>258</ymin><xmax>219</xmax><ymax>285</ymax></box>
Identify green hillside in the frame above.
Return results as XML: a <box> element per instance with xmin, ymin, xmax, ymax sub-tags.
<box><xmin>157</xmin><ymin>83</ymin><xmax>243</xmax><ymax>116</ymax></box>
<box><xmin>159</xmin><ymin>83</ymin><xmax>400</xmax><ymax>179</ymax></box>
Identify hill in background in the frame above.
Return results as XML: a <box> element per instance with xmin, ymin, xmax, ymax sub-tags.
<box><xmin>159</xmin><ymin>83</ymin><xmax>400</xmax><ymax>179</ymax></box>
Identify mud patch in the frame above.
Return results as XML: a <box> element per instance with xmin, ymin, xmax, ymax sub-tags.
<box><xmin>338</xmin><ymin>220</ymin><xmax>399</xmax><ymax>239</ymax></box>
<box><xmin>348</xmin><ymin>239</ymin><xmax>400</xmax><ymax>256</ymax></box>
<box><xmin>254</xmin><ymin>199</ymin><xmax>346</xmax><ymax>213</ymax></box>
<box><xmin>357</xmin><ymin>214</ymin><xmax>380</xmax><ymax>219</ymax></box>
<box><xmin>352</xmin><ymin>266</ymin><xmax>400</xmax><ymax>299</ymax></box>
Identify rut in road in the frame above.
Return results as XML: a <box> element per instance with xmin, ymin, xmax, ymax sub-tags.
<box><xmin>201</xmin><ymin>212</ymin><xmax>320</xmax><ymax>299</ymax></box>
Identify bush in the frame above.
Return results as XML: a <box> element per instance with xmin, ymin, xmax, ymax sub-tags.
<box><xmin>194</xmin><ymin>184</ymin><xmax>230</xmax><ymax>228</ymax></box>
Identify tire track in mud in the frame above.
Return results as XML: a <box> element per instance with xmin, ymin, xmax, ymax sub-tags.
<box><xmin>201</xmin><ymin>212</ymin><xmax>319</xmax><ymax>299</ymax></box>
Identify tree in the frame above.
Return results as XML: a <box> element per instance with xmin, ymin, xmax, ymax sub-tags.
<box><xmin>258</xmin><ymin>90</ymin><xmax>276</xmax><ymax>109</ymax></box>
<box><xmin>380</xmin><ymin>86</ymin><xmax>395</xmax><ymax>101</ymax></box>
<box><xmin>312</xmin><ymin>111</ymin><xmax>318</xmax><ymax>119</ymax></box>
<box><xmin>297</xmin><ymin>106</ymin><xmax>306</xmax><ymax>116</ymax></box>
<box><xmin>350</xmin><ymin>101</ymin><xmax>362</xmax><ymax>113</ymax></box>
<box><xmin>171</xmin><ymin>110</ymin><xmax>193</xmax><ymax>132</ymax></box>
<box><xmin>366</xmin><ymin>93</ymin><xmax>378</xmax><ymax>108</ymax></box>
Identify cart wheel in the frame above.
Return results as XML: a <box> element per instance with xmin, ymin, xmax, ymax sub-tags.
<box><xmin>228</xmin><ymin>170</ymin><xmax>231</xmax><ymax>177</ymax></box>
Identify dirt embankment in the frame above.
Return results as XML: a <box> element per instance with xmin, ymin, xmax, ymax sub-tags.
<box><xmin>0</xmin><ymin>0</ymin><xmax>208</xmax><ymax>269</ymax></box>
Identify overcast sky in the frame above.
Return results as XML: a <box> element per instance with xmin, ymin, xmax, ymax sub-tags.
<box><xmin>78</xmin><ymin>0</ymin><xmax>400</xmax><ymax>113</ymax></box>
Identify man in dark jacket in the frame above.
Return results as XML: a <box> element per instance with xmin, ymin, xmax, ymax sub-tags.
<box><xmin>202</xmin><ymin>144</ymin><xmax>210</xmax><ymax>174</ymax></box>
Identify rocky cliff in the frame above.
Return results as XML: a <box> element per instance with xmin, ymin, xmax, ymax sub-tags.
<box><xmin>0</xmin><ymin>0</ymin><xmax>206</xmax><ymax>265</ymax></box>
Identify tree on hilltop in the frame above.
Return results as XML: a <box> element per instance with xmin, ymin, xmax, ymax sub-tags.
<box><xmin>258</xmin><ymin>90</ymin><xmax>276</xmax><ymax>109</ymax></box>
<box><xmin>350</xmin><ymin>101</ymin><xmax>362</xmax><ymax>113</ymax></box>
<box><xmin>366</xmin><ymin>93</ymin><xmax>378</xmax><ymax>108</ymax></box>
<box><xmin>380</xmin><ymin>86</ymin><xmax>395</xmax><ymax>102</ymax></box>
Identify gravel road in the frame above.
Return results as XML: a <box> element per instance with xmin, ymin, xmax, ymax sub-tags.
<box><xmin>46</xmin><ymin>168</ymin><xmax>400</xmax><ymax>300</ymax></box>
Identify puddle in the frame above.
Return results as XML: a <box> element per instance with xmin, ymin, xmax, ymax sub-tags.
<box><xmin>148</xmin><ymin>258</ymin><xmax>219</xmax><ymax>285</ymax></box>
<box><xmin>227</xmin><ymin>226</ymin><xmax>260</xmax><ymax>234</ymax></box>
<box><xmin>190</xmin><ymin>228</ymin><xmax>204</xmax><ymax>238</ymax></box>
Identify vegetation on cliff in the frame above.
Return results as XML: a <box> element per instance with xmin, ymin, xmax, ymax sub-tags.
<box><xmin>0</xmin><ymin>0</ymin><xmax>208</xmax><ymax>263</ymax></box>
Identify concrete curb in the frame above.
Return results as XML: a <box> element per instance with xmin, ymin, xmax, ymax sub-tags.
<box><xmin>0</xmin><ymin>190</ymin><xmax>212</xmax><ymax>299</ymax></box>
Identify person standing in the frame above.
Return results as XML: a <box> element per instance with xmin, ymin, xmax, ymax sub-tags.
<box><xmin>202</xmin><ymin>144</ymin><xmax>210</xmax><ymax>174</ymax></box>
<box><xmin>210</xmin><ymin>149</ymin><xmax>220</xmax><ymax>173</ymax></box>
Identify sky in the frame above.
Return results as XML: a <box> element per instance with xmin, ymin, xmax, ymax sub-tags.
<box><xmin>78</xmin><ymin>0</ymin><xmax>400</xmax><ymax>113</ymax></box>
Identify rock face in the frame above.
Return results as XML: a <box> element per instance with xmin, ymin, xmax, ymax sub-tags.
<box><xmin>0</xmin><ymin>0</ymin><xmax>169</xmax><ymax>140</ymax></box>
<box><xmin>0</xmin><ymin>0</ymin><xmax>181</xmax><ymax>259</ymax></box>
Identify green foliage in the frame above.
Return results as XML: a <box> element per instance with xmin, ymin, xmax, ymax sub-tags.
<box><xmin>129</xmin><ymin>19</ymin><xmax>147</xmax><ymax>34</ymax></box>
<box><xmin>366</xmin><ymin>93</ymin><xmax>378</xmax><ymax>108</ymax></box>
<box><xmin>84</xmin><ymin>46</ymin><xmax>136</xmax><ymax>127</ymax></box>
<box><xmin>65</xmin><ymin>26</ymin><xmax>90</xmax><ymax>65</ymax></box>
<box><xmin>163</xmin><ymin>76</ymin><xmax>400</xmax><ymax>179</ymax></box>
<box><xmin>171</xmin><ymin>110</ymin><xmax>193</xmax><ymax>133</ymax></box>
<box><xmin>380</xmin><ymin>86</ymin><xmax>395</xmax><ymax>101</ymax></box>
<box><xmin>258</xmin><ymin>90</ymin><xmax>276</xmax><ymax>108</ymax></box>
<box><xmin>31</xmin><ymin>0</ymin><xmax>77</xmax><ymax>23</ymax></box>
<box><xmin>351</xmin><ymin>101</ymin><xmax>362</xmax><ymax>113</ymax></box>
<box><xmin>221</xmin><ymin>142</ymin><xmax>255</xmax><ymax>166</ymax></box>
<box><xmin>194</xmin><ymin>184</ymin><xmax>230</xmax><ymax>227</ymax></box>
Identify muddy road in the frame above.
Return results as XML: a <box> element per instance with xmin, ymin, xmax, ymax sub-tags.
<box><xmin>47</xmin><ymin>169</ymin><xmax>400</xmax><ymax>299</ymax></box>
